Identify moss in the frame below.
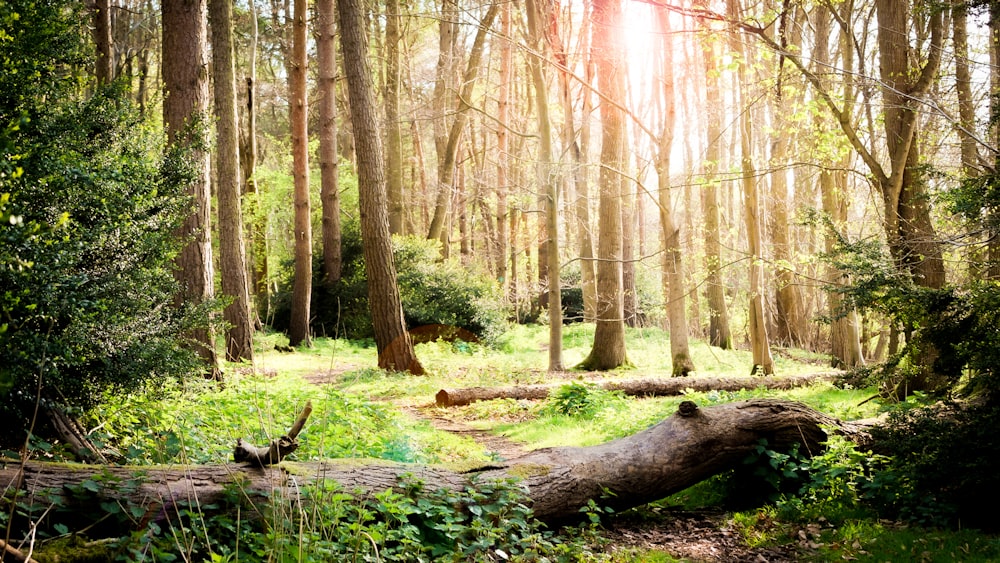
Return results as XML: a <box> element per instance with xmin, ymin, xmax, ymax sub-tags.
<box><xmin>505</xmin><ymin>463</ymin><xmax>551</xmax><ymax>478</ymax></box>
<box><xmin>31</xmin><ymin>535</ymin><xmax>113</xmax><ymax>563</ymax></box>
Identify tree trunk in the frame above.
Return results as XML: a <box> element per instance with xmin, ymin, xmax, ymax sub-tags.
<box><xmin>875</xmin><ymin>0</ymin><xmax>946</xmax><ymax>291</ymax></box>
<box><xmin>287</xmin><ymin>0</ymin><xmax>312</xmax><ymax>347</ymax></box>
<box><xmin>814</xmin><ymin>5</ymin><xmax>864</xmax><ymax>370</ymax></box>
<box><xmin>655</xmin><ymin>6</ymin><xmax>695</xmax><ymax>377</ymax></box>
<box><xmin>731</xmin><ymin>0</ymin><xmax>773</xmax><ymax>375</ymax></box>
<box><xmin>210</xmin><ymin>0</ymin><xmax>254</xmax><ymax>363</ymax></box>
<box><xmin>525</xmin><ymin>0</ymin><xmax>562</xmax><ymax>371</ymax></box>
<box><xmin>0</xmin><ymin>399</ymin><xmax>862</xmax><ymax>527</ymax></box>
<box><xmin>316</xmin><ymin>0</ymin><xmax>342</xmax><ymax>284</ymax></box>
<box><xmin>93</xmin><ymin>0</ymin><xmax>114</xmax><ymax>85</ymax></box>
<box><xmin>495</xmin><ymin>1</ymin><xmax>511</xmax><ymax>295</ymax></box>
<box><xmin>385</xmin><ymin>0</ymin><xmax>405</xmax><ymax>236</ymax></box>
<box><xmin>338</xmin><ymin>0</ymin><xmax>423</xmax><ymax>374</ymax></box>
<box><xmin>162</xmin><ymin>0</ymin><xmax>219</xmax><ymax>375</ymax></box>
<box><xmin>622</xmin><ymin>149</ymin><xmax>639</xmax><ymax>328</ymax></box>
<box><xmin>767</xmin><ymin>5</ymin><xmax>807</xmax><ymax>349</ymax></box>
<box><xmin>701</xmin><ymin>31</ymin><xmax>732</xmax><ymax>351</ymax></box>
<box><xmin>435</xmin><ymin>372</ymin><xmax>838</xmax><ymax>407</ymax></box>
<box><xmin>579</xmin><ymin>0</ymin><xmax>628</xmax><ymax>371</ymax></box>
<box><xmin>240</xmin><ymin>1</ymin><xmax>268</xmax><ymax>326</ymax></box>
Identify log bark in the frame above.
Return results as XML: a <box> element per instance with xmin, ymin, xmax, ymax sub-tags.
<box><xmin>435</xmin><ymin>372</ymin><xmax>838</xmax><ymax>407</ymax></box>
<box><xmin>0</xmin><ymin>399</ymin><xmax>863</xmax><ymax>526</ymax></box>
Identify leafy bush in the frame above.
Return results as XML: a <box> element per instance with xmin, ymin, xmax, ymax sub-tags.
<box><xmin>542</xmin><ymin>382</ymin><xmax>626</xmax><ymax>418</ymax></box>
<box><xmin>273</xmin><ymin>224</ymin><xmax>509</xmax><ymax>345</ymax></box>
<box><xmin>867</xmin><ymin>401</ymin><xmax>1000</xmax><ymax>530</ymax></box>
<box><xmin>0</xmin><ymin>0</ymin><xmax>203</xmax><ymax>446</ymax></box>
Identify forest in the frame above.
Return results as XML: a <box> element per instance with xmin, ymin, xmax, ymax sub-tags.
<box><xmin>2</xmin><ymin>0</ymin><xmax>1000</xmax><ymax>560</ymax></box>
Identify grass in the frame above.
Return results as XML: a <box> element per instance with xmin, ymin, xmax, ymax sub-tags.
<box><xmin>78</xmin><ymin>324</ymin><xmax>999</xmax><ymax>562</ymax></box>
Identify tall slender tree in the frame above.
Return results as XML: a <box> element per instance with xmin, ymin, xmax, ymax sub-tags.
<box><xmin>655</xmin><ymin>6</ymin><xmax>695</xmax><ymax>377</ymax></box>
<box><xmin>385</xmin><ymin>0</ymin><xmax>405</xmax><ymax>235</ymax></box>
<box><xmin>209</xmin><ymin>0</ymin><xmax>254</xmax><ymax>362</ymax></box>
<box><xmin>287</xmin><ymin>0</ymin><xmax>312</xmax><ymax>347</ymax></box>
<box><xmin>525</xmin><ymin>0</ymin><xmax>562</xmax><ymax>371</ymax></box>
<box><xmin>316</xmin><ymin>0</ymin><xmax>342</xmax><ymax>284</ymax></box>
<box><xmin>814</xmin><ymin>3</ymin><xmax>864</xmax><ymax>369</ymax></box>
<box><xmin>579</xmin><ymin>0</ymin><xmax>628</xmax><ymax>371</ymax></box>
<box><xmin>700</xmin><ymin>25</ymin><xmax>732</xmax><ymax>350</ymax></box>
<box><xmin>730</xmin><ymin>0</ymin><xmax>772</xmax><ymax>375</ymax></box>
<box><xmin>162</xmin><ymin>0</ymin><xmax>219</xmax><ymax>375</ymax></box>
<box><xmin>338</xmin><ymin>0</ymin><xmax>424</xmax><ymax>374</ymax></box>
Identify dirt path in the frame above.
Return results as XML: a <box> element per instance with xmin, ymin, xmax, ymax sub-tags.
<box><xmin>399</xmin><ymin>406</ymin><xmax>528</xmax><ymax>461</ymax></box>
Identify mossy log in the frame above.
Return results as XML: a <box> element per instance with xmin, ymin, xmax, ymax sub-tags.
<box><xmin>435</xmin><ymin>372</ymin><xmax>839</xmax><ymax>407</ymax></box>
<box><xmin>0</xmin><ymin>399</ymin><xmax>872</xmax><ymax>530</ymax></box>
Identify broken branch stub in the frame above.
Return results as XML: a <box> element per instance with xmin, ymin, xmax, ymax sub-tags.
<box><xmin>233</xmin><ymin>400</ymin><xmax>313</xmax><ymax>467</ymax></box>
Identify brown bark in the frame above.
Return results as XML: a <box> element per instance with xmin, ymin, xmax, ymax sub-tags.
<box><xmin>655</xmin><ymin>6</ymin><xmax>695</xmax><ymax>377</ymax></box>
<box><xmin>815</xmin><ymin>5</ymin><xmax>864</xmax><ymax>370</ymax></box>
<box><xmin>93</xmin><ymin>0</ymin><xmax>114</xmax><ymax>85</ymax></box>
<box><xmin>210</xmin><ymin>0</ymin><xmax>254</xmax><ymax>362</ymax></box>
<box><xmin>338</xmin><ymin>0</ymin><xmax>423</xmax><ymax>374</ymax></box>
<box><xmin>1</xmin><ymin>399</ymin><xmax>862</xmax><ymax>527</ymax></box>
<box><xmin>495</xmin><ymin>1</ymin><xmax>511</xmax><ymax>295</ymax></box>
<box><xmin>731</xmin><ymin>0</ymin><xmax>773</xmax><ymax>375</ymax></box>
<box><xmin>288</xmin><ymin>0</ymin><xmax>312</xmax><ymax>347</ymax></box>
<box><xmin>767</xmin><ymin>5</ymin><xmax>807</xmax><ymax>349</ymax></box>
<box><xmin>525</xmin><ymin>0</ymin><xmax>562</xmax><ymax>371</ymax></box>
<box><xmin>876</xmin><ymin>0</ymin><xmax>946</xmax><ymax>291</ymax></box>
<box><xmin>435</xmin><ymin>373</ymin><xmax>838</xmax><ymax>407</ymax></box>
<box><xmin>700</xmin><ymin>32</ymin><xmax>732</xmax><ymax>350</ymax></box>
<box><xmin>162</xmin><ymin>0</ymin><xmax>219</xmax><ymax>374</ymax></box>
<box><xmin>385</xmin><ymin>0</ymin><xmax>405</xmax><ymax>235</ymax></box>
<box><xmin>316</xmin><ymin>0</ymin><xmax>343</xmax><ymax>284</ymax></box>
<box><xmin>579</xmin><ymin>0</ymin><xmax>628</xmax><ymax>371</ymax></box>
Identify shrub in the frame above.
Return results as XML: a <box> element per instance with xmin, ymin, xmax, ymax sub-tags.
<box><xmin>867</xmin><ymin>401</ymin><xmax>1000</xmax><ymax>530</ymax></box>
<box><xmin>273</xmin><ymin>224</ymin><xmax>509</xmax><ymax>345</ymax></box>
<box><xmin>0</xmin><ymin>0</ymin><xmax>203</xmax><ymax>446</ymax></box>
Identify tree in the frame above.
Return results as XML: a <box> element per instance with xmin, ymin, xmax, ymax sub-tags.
<box><xmin>316</xmin><ymin>0</ymin><xmax>342</xmax><ymax>284</ymax></box>
<box><xmin>579</xmin><ymin>0</ymin><xmax>628</xmax><ymax>371</ymax></box>
<box><xmin>162</xmin><ymin>0</ymin><xmax>219</xmax><ymax>373</ymax></box>
<box><xmin>766</xmin><ymin>3</ymin><xmax>807</xmax><ymax>348</ymax></box>
<box><xmin>655</xmin><ymin>6</ymin><xmax>695</xmax><ymax>377</ymax></box>
<box><xmin>730</xmin><ymin>0</ymin><xmax>773</xmax><ymax>375</ymax></box>
<box><xmin>385</xmin><ymin>0</ymin><xmax>405</xmax><ymax>235</ymax></box>
<box><xmin>525</xmin><ymin>0</ymin><xmax>562</xmax><ymax>371</ymax></box>
<box><xmin>814</xmin><ymin>4</ymin><xmax>863</xmax><ymax>369</ymax></box>
<box><xmin>240</xmin><ymin>0</ymin><xmax>268</xmax><ymax>321</ymax></box>
<box><xmin>337</xmin><ymin>0</ymin><xmax>423</xmax><ymax>374</ymax></box>
<box><xmin>209</xmin><ymin>0</ymin><xmax>254</xmax><ymax>362</ymax></box>
<box><xmin>875</xmin><ymin>0</ymin><xmax>946</xmax><ymax>291</ymax></box>
<box><xmin>287</xmin><ymin>0</ymin><xmax>312</xmax><ymax>347</ymax></box>
<box><xmin>699</xmin><ymin>25</ymin><xmax>732</xmax><ymax>350</ymax></box>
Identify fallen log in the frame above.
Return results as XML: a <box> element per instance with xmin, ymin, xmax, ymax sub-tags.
<box><xmin>435</xmin><ymin>372</ymin><xmax>839</xmax><ymax>407</ymax></box>
<box><xmin>0</xmin><ymin>398</ymin><xmax>867</xmax><ymax>528</ymax></box>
